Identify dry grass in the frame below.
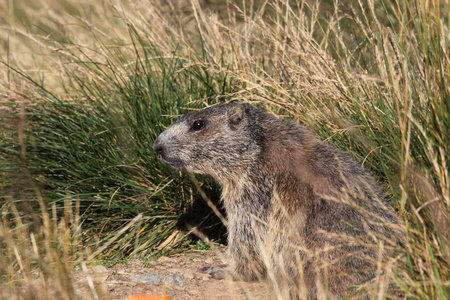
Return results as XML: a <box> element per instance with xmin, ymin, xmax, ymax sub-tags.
<box><xmin>1</xmin><ymin>0</ymin><xmax>449</xmax><ymax>299</ymax></box>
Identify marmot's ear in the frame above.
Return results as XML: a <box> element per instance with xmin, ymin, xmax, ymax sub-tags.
<box><xmin>227</xmin><ymin>104</ymin><xmax>245</xmax><ymax>130</ymax></box>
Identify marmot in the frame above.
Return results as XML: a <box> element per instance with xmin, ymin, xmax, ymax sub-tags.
<box><xmin>153</xmin><ymin>103</ymin><xmax>399</xmax><ymax>299</ymax></box>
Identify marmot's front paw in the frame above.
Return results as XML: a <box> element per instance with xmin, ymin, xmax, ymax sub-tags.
<box><xmin>198</xmin><ymin>265</ymin><xmax>228</xmax><ymax>280</ymax></box>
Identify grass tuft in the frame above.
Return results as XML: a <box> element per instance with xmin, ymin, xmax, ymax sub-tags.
<box><xmin>1</xmin><ymin>0</ymin><xmax>449</xmax><ymax>298</ymax></box>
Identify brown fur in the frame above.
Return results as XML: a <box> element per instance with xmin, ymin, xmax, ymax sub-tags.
<box><xmin>153</xmin><ymin>103</ymin><xmax>399</xmax><ymax>299</ymax></box>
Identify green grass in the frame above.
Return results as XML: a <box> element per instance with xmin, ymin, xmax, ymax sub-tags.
<box><xmin>2</xmin><ymin>22</ymin><xmax>232</xmax><ymax>259</ymax></box>
<box><xmin>1</xmin><ymin>0</ymin><xmax>449</xmax><ymax>298</ymax></box>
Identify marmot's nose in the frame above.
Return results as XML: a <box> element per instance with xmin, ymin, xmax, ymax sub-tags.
<box><xmin>153</xmin><ymin>140</ymin><xmax>164</xmax><ymax>156</ymax></box>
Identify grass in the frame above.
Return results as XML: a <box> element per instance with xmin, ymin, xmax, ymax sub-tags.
<box><xmin>1</xmin><ymin>0</ymin><xmax>449</xmax><ymax>298</ymax></box>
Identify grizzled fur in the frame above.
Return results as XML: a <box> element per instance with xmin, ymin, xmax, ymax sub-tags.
<box><xmin>153</xmin><ymin>103</ymin><xmax>399</xmax><ymax>299</ymax></box>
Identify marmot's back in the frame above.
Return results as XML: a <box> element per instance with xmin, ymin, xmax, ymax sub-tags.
<box><xmin>154</xmin><ymin>103</ymin><xmax>400</xmax><ymax>299</ymax></box>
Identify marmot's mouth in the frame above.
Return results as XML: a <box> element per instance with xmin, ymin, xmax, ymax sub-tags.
<box><xmin>159</xmin><ymin>156</ymin><xmax>185</xmax><ymax>170</ymax></box>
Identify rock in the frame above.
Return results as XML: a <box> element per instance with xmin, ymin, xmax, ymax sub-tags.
<box><xmin>133</xmin><ymin>273</ymin><xmax>189</xmax><ymax>287</ymax></box>
<box><xmin>167</xmin><ymin>274</ymin><xmax>189</xmax><ymax>287</ymax></box>
<box><xmin>133</xmin><ymin>273</ymin><xmax>164</xmax><ymax>284</ymax></box>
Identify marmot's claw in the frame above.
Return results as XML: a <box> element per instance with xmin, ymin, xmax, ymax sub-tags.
<box><xmin>198</xmin><ymin>265</ymin><xmax>227</xmax><ymax>280</ymax></box>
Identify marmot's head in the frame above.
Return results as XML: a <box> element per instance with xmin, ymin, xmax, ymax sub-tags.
<box><xmin>153</xmin><ymin>103</ymin><xmax>262</xmax><ymax>179</ymax></box>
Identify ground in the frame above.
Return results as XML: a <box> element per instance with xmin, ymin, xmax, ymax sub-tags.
<box><xmin>73</xmin><ymin>248</ymin><xmax>273</xmax><ymax>300</ymax></box>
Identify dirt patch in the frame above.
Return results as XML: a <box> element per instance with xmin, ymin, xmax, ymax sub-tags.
<box><xmin>73</xmin><ymin>248</ymin><xmax>273</xmax><ymax>300</ymax></box>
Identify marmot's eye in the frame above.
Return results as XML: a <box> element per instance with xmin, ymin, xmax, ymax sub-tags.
<box><xmin>192</xmin><ymin>120</ymin><xmax>205</xmax><ymax>131</ymax></box>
